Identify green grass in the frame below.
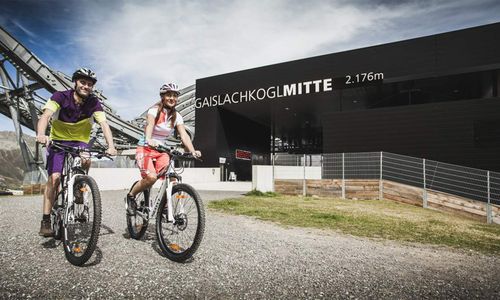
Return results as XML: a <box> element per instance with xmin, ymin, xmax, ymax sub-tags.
<box><xmin>209</xmin><ymin>194</ymin><xmax>500</xmax><ymax>255</ymax></box>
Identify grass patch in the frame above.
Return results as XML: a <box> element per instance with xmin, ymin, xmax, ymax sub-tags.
<box><xmin>245</xmin><ymin>189</ymin><xmax>278</xmax><ymax>197</ymax></box>
<box><xmin>209</xmin><ymin>195</ymin><xmax>500</xmax><ymax>255</ymax></box>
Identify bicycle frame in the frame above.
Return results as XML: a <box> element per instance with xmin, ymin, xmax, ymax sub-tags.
<box><xmin>51</xmin><ymin>149</ymin><xmax>81</xmax><ymax>226</ymax></box>
<box><xmin>60</xmin><ymin>154</ymin><xmax>86</xmax><ymax>224</ymax></box>
<box><xmin>139</xmin><ymin>154</ymin><xmax>184</xmax><ymax>223</ymax></box>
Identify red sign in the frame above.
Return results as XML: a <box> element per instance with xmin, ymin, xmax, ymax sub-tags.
<box><xmin>235</xmin><ymin>149</ymin><xmax>252</xmax><ymax>160</ymax></box>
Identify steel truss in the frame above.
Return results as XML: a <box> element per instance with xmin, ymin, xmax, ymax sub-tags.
<box><xmin>0</xmin><ymin>26</ymin><xmax>197</xmax><ymax>185</ymax></box>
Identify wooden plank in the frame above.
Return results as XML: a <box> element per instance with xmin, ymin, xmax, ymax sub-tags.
<box><xmin>427</xmin><ymin>190</ymin><xmax>485</xmax><ymax>207</ymax></box>
<box><xmin>427</xmin><ymin>197</ymin><xmax>486</xmax><ymax>216</ymax></box>
<box><xmin>383</xmin><ymin>193</ymin><xmax>422</xmax><ymax>206</ymax></box>
<box><xmin>384</xmin><ymin>182</ymin><xmax>423</xmax><ymax>195</ymax></box>
<box><xmin>428</xmin><ymin>202</ymin><xmax>485</xmax><ymax>221</ymax></box>
<box><xmin>383</xmin><ymin>189</ymin><xmax>422</xmax><ymax>201</ymax></box>
<box><xmin>427</xmin><ymin>191</ymin><xmax>486</xmax><ymax>212</ymax></box>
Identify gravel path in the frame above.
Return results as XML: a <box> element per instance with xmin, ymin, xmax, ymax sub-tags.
<box><xmin>1</xmin><ymin>189</ymin><xmax>499</xmax><ymax>299</ymax></box>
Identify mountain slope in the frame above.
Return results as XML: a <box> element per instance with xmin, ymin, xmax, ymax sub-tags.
<box><xmin>0</xmin><ymin>131</ymin><xmax>36</xmax><ymax>189</ymax></box>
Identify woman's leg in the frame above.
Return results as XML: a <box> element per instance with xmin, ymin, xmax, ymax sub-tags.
<box><xmin>129</xmin><ymin>146</ymin><xmax>161</xmax><ymax>197</ymax></box>
<box><xmin>129</xmin><ymin>173</ymin><xmax>157</xmax><ymax>196</ymax></box>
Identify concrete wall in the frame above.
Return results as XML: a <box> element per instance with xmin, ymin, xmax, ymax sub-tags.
<box><xmin>252</xmin><ymin>165</ymin><xmax>273</xmax><ymax>192</ymax></box>
<box><xmin>252</xmin><ymin>165</ymin><xmax>321</xmax><ymax>192</ymax></box>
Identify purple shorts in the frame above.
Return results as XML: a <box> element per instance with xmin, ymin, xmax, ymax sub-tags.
<box><xmin>46</xmin><ymin>141</ymin><xmax>89</xmax><ymax>176</ymax></box>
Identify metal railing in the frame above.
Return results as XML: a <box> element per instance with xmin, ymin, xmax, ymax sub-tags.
<box><xmin>271</xmin><ymin>151</ymin><xmax>499</xmax><ymax>223</ymax></box>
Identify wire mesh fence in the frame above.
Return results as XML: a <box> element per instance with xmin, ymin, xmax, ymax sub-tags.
<box><xmin>270</xmin><ymin>151</ymin><xmax>500</xmax><ymax>220</ymax></box>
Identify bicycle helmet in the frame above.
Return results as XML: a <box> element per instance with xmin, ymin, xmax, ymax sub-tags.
<box><xmin>71</xmin><ymin>67</ymin><xmax>97</xmax><ymax>84</ymax></box>
<box><xmin>159</xmin><ymin>82</ymin><xmax>180</xmax><ymax>96</ymax></box>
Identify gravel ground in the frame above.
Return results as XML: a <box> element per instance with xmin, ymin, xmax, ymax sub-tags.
<box><xmin>1</xmin><ymin>189</ymin><xmax>499</xmax><ymax>299</ymax></box>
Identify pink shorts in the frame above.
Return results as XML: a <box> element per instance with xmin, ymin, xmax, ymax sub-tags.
<box><xmin>135</xmin><ymin>146</ymin><xmax>170</xmax><ymax>179</ymax></box>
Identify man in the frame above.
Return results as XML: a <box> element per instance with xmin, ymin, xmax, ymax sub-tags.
<box><xmin>36</xmin><ymin>67</ymin><xmax>117</xmax><ymax>237</ymax></box>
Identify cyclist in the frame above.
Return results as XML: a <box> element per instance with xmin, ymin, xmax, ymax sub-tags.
<box><xmin>126</xmin><ymin>82</ymin><xmax>201</xmax><ymax>215</ymax></box>
<box><xmin>36</xmin><ymin>67</ymin><xmax>117</xmax><ymax>237</ymax></box>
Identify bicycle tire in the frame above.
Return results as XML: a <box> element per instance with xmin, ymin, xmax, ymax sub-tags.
<box><xmin>63</xmin><ymin>175</ymin><xmax>102</xmax><ymax>266</ymax></box>
<box><xmin>156</xmin><ymin>183</ymin><xmax>205</xmax><ymax>262</ymax></box>
<box><xmin>126</xmin><ymin>181</ymin><xmax>149</xmax><ymax>240</ymax></box>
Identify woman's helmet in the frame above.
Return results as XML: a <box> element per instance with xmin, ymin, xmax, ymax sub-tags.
<box><xmin>71</xmin><ymin>68</ymin><xmax>97</xmax><ymax>84</ymax></box>
<box><xmin>159</xmin><ymin>83</ymin><xmax>180</xmax><ymax>96</ymax></box>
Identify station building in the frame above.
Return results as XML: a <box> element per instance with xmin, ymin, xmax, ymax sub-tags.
<box><xmin>194</xmin><ymin>22</ymin><xmax>500</xmax><ymax>180</ymax></box>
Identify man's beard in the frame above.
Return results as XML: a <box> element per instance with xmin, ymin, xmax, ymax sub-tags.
<box><xmin>75</xmin><ymin>88</ymin><xmax>90</xmax><ymax>100</ymax></box>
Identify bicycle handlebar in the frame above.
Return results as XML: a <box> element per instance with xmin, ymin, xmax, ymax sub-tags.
<box><xmin>45</xmin><ymin>141</ymin><xmax>114</xmax><ymax>161</ymax></box>
<box><xmin>154</xmin><ymin>144</ymin><xmax>202</xmax><ymax>161</ymax></box>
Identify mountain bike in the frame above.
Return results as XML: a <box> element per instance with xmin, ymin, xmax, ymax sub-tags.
<box><xmin>49</xmin><ymin>141</ymin><xmax>111</xmax><ymax>266</ymax></box>
<box><xmin>125</xmin><ymin>145</ymin><xmax>205</xmax><ymax>262</ymax></box>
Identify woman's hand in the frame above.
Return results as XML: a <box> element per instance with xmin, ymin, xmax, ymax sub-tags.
<box><xmin>106</xmin><ymin>146</ymin><xmax>117</xmax><ymax>156</ymax></box>
<box><xmin>147</xmin><ymin>139</ymin><xmax>159</xmax><ymax>147</ymax></box>
<box><xmin>192</xmin><ymin>150</ymin><xmax>202</xmax><ymax>158</ymax></box>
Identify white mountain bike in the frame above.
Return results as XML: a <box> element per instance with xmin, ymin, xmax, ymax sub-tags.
<box><xmin>49</xmin><ymin>141</ymin><xmax>111</xmax><ymax>266</ymax></box>
<box><xmin>125</xmin><ymin>145</ymin><xmax>205</xmax><ymax>262</ymax></box>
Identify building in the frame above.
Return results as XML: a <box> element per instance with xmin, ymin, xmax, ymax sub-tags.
<box><xmin>194</xmin><ymin>22</ymin><xmax>500</xmax><ymax>180</ymax></box>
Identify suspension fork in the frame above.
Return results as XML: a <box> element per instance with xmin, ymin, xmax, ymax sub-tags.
<box><xmin>64</xmin><ymin>174</ymin><xmax>85</xmax><ymax>225</ymax></box>
<box><xmin>153</xmin><ymin>179</ymin><xmax>170</xmax><ymax>221</ymax></box>
<box><xmin>166</xmin><ymin>179</ymin><xmax>174</xmax><ymax>222</ymax></box>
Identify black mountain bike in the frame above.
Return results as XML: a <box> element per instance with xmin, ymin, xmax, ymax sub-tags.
<box><xmin>126</xmin><ymin>145</ymin><xmax>205</xmax><ymax>262</ymax></box>
<box><xmin>49</xmin><ymin>141</ymin><xmax>111</xmax><ymax>266</ymax></box>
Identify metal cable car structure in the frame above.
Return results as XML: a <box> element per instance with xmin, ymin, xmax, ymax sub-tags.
<box><xmin>0</xmin><ymin>26</ymin><xmax>196</xmax><ymax>185</ymax></box>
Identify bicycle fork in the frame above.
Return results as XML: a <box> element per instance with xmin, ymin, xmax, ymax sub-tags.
<box><xmin>65</xmin><ymin>174</ymin><xmax>85</xmax><ymax>224</ymax></box>
<box><xmin>164</xmin><ymin>180</ymin><xmax>185</xmax><ymax>223</ymax></box>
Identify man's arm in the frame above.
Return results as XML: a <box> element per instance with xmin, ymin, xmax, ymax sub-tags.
<box><xmin>36</xmin><ymin>109</ymin><xmax>54</xmax><ymax>146</ymax></box>
<box><xmin>99</xmin><ymin>121</ymin><xmax>117</xmax><ymax>156</ymax></box>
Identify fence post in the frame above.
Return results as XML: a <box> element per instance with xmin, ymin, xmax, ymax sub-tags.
<box><xmin>342</xmin><ymin>153</ymin><xmax>345</xmax><ymax>199</ymax></box>
<box><xmin>379</xmin><ymin>152</ymin><xmax>383</xmax><ymax>200</ymax></box>
<box><xmin>272</xmin><ymin>153</ymin><xmax>275</xmax><ymax>192</ymax></box>
<box><xmin>487</xmin><ymin>171</ymin><xmax>492</xmax><ymax>224</ymax></box>
<box><xmin>423</xmin><ymin>159</ymin><xmax>428</xmax><ymax>208</ymax></box>
<box><xmin>303</xmin><ymin>154</ymin><xmax>306</xmax><ymax>196</ymax></box>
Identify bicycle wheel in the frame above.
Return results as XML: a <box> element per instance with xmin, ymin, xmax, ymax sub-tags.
<box><xmin>156</xmin><ymin>183</ymin><xmax>205</xmax><ymax>262</ymax></box>
<box><xmin>63</xmin><ymin>175</ymin><xmax>102</xmax><ymax>266</ymax></box>
<box><xmin>126</xmin><ymin>181</ymin><xmax>149</xmax><ymax>240</ymax></box>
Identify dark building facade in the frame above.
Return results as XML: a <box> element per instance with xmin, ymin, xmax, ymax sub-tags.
<box><xmin>195</xmin><ymin>22</ymin><xmax>500</xmax><ymax>180</ymax></box>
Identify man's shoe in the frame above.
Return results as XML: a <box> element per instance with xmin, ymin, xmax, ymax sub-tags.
<box><xmin>126</xmin><ymin>194</ymin><xmax>137</xmax><ymax>215</ymax></box>
<box><xmin>39</xmin><ymin>219</ymin><xmax>53</xmax><ymax>237</ymax></box>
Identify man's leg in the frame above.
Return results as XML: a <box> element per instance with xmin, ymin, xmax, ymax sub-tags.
<box><xmin>40</xmin><ymin>143</ymin><xmax>64</xmax><ymax>237</ymax></box>
<box><xmin>39</xmin><ymin>173</ymin><xmax>60</xmax><ymax>237</ymax></box>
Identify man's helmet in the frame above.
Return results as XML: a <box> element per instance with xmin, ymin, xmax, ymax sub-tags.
<box><xmin>159</xmin><ymin>83</ymin><xmax>180</xmax><ymax>96</ymax></box>
<box><xmin>72</xmin><ymin>68</ymin><xmax>97</xmax><ymax>84</ymax></box>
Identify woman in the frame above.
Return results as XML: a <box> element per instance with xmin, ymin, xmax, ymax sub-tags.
<box><xmin>126</xmin><ymin>82</ymin><xmax>201</xmax><ymax>214</ymax></box>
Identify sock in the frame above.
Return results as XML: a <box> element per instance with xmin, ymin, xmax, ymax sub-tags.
<box><xmin>42</xmin><ymin>214</ymin><xmax>50</xmax><ymax>221</ymax></box>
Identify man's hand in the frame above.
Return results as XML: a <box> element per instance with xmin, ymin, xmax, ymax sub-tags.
<box><xmin>36</xmin><ymin>135</ymin><xmax>50</xmax><ymax>147</ymax></box>
<box><xmin>106</xmin><ymin>147</ymin><xmax>117</xmax><ymax>156</ymax></box>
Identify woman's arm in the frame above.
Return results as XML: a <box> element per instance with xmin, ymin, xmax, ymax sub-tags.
<box><xmin>145</xmin><ymin>114</ymin><xmax>157</xmax><ymax>146</ymax></box>
<box><xmin>176</xmin><ymin>124</ymin><xmax>201</xmax><ymax>157</ymax></box>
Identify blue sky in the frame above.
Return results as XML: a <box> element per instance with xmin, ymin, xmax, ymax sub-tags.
<box><xmin>1</xmin><ymin>0</ymin><xmax>500</xmax><ymax>133</ymax></box>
